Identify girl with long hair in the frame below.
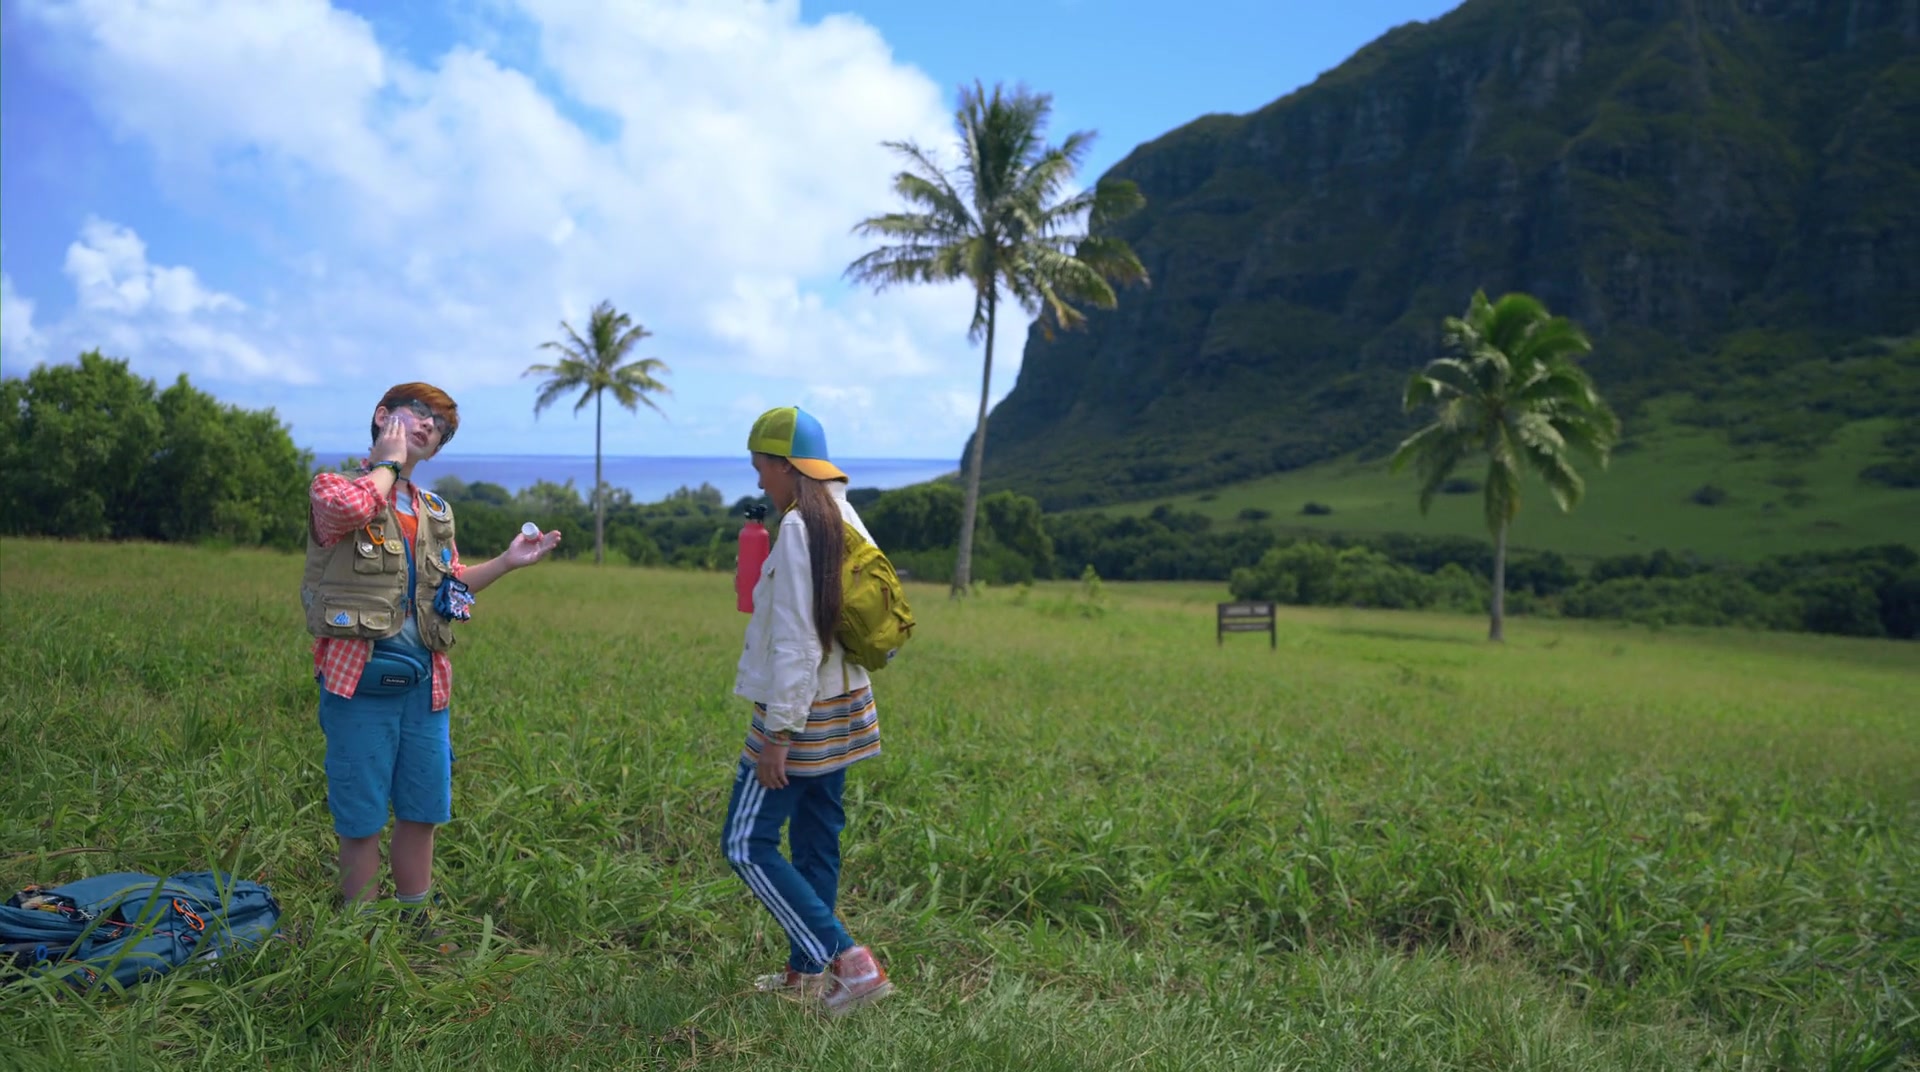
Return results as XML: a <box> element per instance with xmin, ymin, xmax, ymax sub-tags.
<box><xmin>724</xmin><ymin>406</ymin><xmax>893</xmax><ymax>1016</ymax></box>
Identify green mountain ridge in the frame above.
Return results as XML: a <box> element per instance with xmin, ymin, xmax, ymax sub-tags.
<box><xmin>975</xmin><ymin>0</ymin><xmax>1919</xmax><ymax>512</ymax></box>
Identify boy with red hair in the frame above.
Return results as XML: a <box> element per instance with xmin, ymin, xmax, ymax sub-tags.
<box><xmin>303</xmin><ymin>383</ymin><xmax>560</xmax><ymax>934</ymax></box>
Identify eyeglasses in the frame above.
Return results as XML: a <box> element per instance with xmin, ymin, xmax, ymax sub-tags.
<box><xmin>399</xmin><ymin>399</ymin><xmax>451</xmax><ymax>439</ymax></box>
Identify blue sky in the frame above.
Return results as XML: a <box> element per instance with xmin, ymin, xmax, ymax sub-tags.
<box><xmin>2</xmin><ymin>0</ymin><xmax>1460</xmax><ymax>464</ymax></box>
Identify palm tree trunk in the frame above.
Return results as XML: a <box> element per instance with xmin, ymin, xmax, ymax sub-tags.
<box><xmin>1489</xmin><ymin>519</ymin><xmax>1508</xmax><ymax>642</ymax></box>
<box><xmin>594</xmin><ymin>390</ymin><xmax>605</xmax><ymax>566</ymax></box>
<box><xmin>951</xmin><ymin>290</ymin><xmax>996</xmax><ymax>598</ymax></box>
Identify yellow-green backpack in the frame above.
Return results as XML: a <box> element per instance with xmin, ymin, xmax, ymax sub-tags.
<box><xmin>838</xmin><ymin>523</ymin><xmax>915</xmax><ymax>671</ymax></box>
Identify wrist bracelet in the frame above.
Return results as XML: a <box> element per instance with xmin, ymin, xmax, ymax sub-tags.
<box><xmin>371</xmin><ymin>461</ymin><xmax>402</xmax><ymax>478</ymax></box>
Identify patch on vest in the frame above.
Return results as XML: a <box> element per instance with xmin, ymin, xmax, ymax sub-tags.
<box><xmin>420</xmin><ymin>491</ymin><xmax>451</xmax><ymax>520</ymax></box>
<box><xmin>330</xmin><ymin>611</ymin><xmax>353</xmax><ymax>627</ymax></box>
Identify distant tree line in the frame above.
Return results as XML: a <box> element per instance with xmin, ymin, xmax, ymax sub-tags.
<box><xmin>431</xmin><ymin>475</ymin><xmax>760</xmax><ymax>570</ymax></box>
<box><xmin>1054</xmin><ymin>507</ymin><xmax>1918</xmax><ymax>640</ymax></box>
<box><xmin>844</xmin><ymin>490</ymin><xmax>1916</xmax><ymax>641</ymax></box>
<box><xmin>5</xmin><ymin>353</ymin><xmax>1911</xmax><ymax>640</ymax></box>
<box><xmin>1</xmin><ymin>352</ymin><xmax>312</xmax><ymax>547</ymax></box>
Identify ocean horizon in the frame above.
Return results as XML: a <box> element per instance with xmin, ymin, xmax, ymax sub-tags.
<box><xmin>309</xmin><ymin>450</ymin><xmax>959</xmax><ymax>504</ymax></box>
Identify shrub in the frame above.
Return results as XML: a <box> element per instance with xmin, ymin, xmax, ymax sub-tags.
<box><xmin>1690</xmin><ymin>484</ymin><xmax>1729</xmax><ymax>506</ymax></box>
<box><xmin>1232</xmin><ymin>542</ymin><xmax>1449</xmax><ymax>611</ymax></box>
<box><xmin>1506</xmin><ymin>550</ymin><xmax>1580</xmax><ymax>596</ymax></box>
<box><xmin>1</xmin><ymin>352</ymin><xmax>311</xmax><ymax>547</ymax></box>
<box><xmin>1792</xmin><ymin>575</ymin><xmax>1886</xmax><ymax>637</ymax></box>
<box><xmin>1231</xmin><ymin>542</ymin><xmax>1340</xmax><ymax>604</ymax></box>
<box><xmin>611</xmin><ymin>526</ymin><xmax>664</xmax><ymax>567</ymax></box>
<box><xmin>1301</xmin><ymin>502</ymin><xmax>1334</xmax><ymax>516</ymax></box>
<box><xmin>1879</xmin><ymin>571</ymin><xmax>1920</xmax><ymax>639</ymax></box>
<box><xmin>1860</xmin><ymin>460</ymin><xmax>1920</xmax><ymax>488</ymax></box>
<box><xmin>1429</xmin><ymin>563</ymin><xmax>1486</xmax><ymax>613</ymax></box>
<box><xmin>1561</xmin><ymin>574</ymin><xmax>1797</xmax><ymax>630</ymax></box>
<box><xmin>1332</xmin><ymin>549</ymin><xmax>1435</xmax><ymax>609</ymax></box>
<box><xmin>890</xmin><ymin>548</ymin><xmax>954</xmax><ymax>587</ymax></box>
<box><xmin>1237</xmin><ymin>507</ymin><xmax>1272</xmax><ymax>523</ymax></box>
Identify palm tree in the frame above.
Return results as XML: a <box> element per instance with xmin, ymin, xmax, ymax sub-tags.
<box><xmin>847</xmin><ymin>81</ymin><xmax>1149</xmax><ymax>597</ymax></box>
<box><xmin>1391</xmin><ymin>290</ymin><xmax>1620</xmax><ymax>641</ymax></box>
<box><xmin>525</xmin><ymin>301</ymin><xmax>671</xmax><ymax>565</ymax></box>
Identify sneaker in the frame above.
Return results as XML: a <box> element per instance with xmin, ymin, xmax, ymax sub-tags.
<box><xmin>398</xmin><ymin>902</ymin><xmax>460</xmax><ymax>956</ymax></box>
<box><xmin>820</xmin><ymin>945</ymin><xmax>893</xmax><ymax>1017</ymax></box>
<box><xmin>754</xmin><ymin>968</ymin><xmax>826</xmax><ymax>1000</ymax></box>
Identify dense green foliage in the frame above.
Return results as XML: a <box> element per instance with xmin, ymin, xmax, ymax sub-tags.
<box><xmin>0</xmin><ymin>350</ymin><xmax>768</xmax><ymax>572</ymax></box>
<box><xmin>0</xmin><ymin>352</ymin><xmax>312</xmax><ymax>547</ymax></box>
<box><xmin>978</xmin><ymin>0</ymin><xmax>1920</xmax><ymax>508</ymax></box>
<box><xmin>3</xmin><ymin>541</ymin><xmax>1914</xmax><ymax>1069</ymax></box>
<box><xmin>823</xmin><ymin>482</ymin><xmax>1918</xmax><ymax>639</ymax></box>
<box><xmin>431</xmin><ymin>476</ymin><xmax>757</xmax><ymax>571</ymax></box>
<box><xmin>4</xmin><ymin>348</ymin><xmax>1908</xmax><ymax>641</ymax></box>
<box><xmin>1564</xmin><ymin>545</ymin><xmax>1920</xmax><ymax>639</ymax></box>
<box><xmin>856</xmin><ymin>480</ymin><xmax>1054</xmax><ymax>586</ymax></box>
<box><xmin>1224</xmin><ymin>534</ymin><xmax>1918</xmax><ymax>640</ymax></box>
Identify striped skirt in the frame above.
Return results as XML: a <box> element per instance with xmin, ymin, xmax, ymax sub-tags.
<box><xmin>742</xmin><ymin>686</ymin><xmax>881</xmax><ymax>777</ymax></box>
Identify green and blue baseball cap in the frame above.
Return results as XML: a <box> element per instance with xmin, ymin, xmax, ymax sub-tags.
<box><xmin>748</xmin><ymin>405</ymin><xmax>848</xmax><ymax>482</ymax></box>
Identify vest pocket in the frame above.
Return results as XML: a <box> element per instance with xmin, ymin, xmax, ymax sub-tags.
<box><xmin>352</xmin><ymin>540</ymin><xmax>387</xmax><ymax>575</ymax></box>
<box><xmin>417</xmin><ymin>602</ymin><xmax>456</xmax><ymax>652</ymax></box>
<box><xmin>313</xmin><ymin>595</ymin><xmax>399</xmax><ymax>639</ymax></box>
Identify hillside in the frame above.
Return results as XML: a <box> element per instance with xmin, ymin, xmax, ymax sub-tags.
<box><xmin>977</xmin><ymin>0</ymin><xmax>1920</xmax><ymax>510</ymax></box>
<box><xmin>1084</xmin><ymin>397</ymin><xmax>1920</xmax><ymax>561</ymax></box>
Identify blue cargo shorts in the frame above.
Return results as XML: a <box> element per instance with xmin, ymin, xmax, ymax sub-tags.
<box><xmin>316</xmin><ymin>647</ymin><xmax>454</xmax><ymax>839</ymax></box>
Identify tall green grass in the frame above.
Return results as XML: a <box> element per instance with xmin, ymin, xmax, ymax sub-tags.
<box><xmin>2</xmin><ymin>538</ymin><xmax>1914</xmax><ymax>1070</ymax></box>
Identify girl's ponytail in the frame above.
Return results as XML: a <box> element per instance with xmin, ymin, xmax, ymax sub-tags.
<box><xmin>791</xmin><ymin>472</ymin><xmax>844</xmax><ymax>650</ymax></box>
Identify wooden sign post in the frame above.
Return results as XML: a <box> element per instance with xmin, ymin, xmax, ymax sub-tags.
<box><xmin>1217</xmin><ymin>601</ymin><xmax>1276</xmax><ymax>649</ymax></box>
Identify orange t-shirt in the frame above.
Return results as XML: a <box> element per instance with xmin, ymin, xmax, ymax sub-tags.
<box><xmin>392</xmin><ymin>487</ymin><xmax>420</xmax><ymax>548</ymax></box>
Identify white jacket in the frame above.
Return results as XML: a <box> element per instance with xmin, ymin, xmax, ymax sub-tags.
<box><xmin>732</xmin><ymin>483</ymin><xmax>875</xmax><ymax>733</ymax></box>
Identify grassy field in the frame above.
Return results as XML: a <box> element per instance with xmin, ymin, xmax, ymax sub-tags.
<box><xmin>1083</xmin><ymin>403</ymin><xmax>1920</xmax><ymax>561</ymax></box>
<box><xmin>2</xmin><ymin>538</ymin><xmax>1916</xmax><ymax>1071</ymax></box>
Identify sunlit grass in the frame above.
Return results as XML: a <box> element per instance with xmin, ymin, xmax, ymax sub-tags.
<box><xmin>2</xmin><ymin>537</ymin><xmax>1914</xmax><ymax>1070</ymax></box>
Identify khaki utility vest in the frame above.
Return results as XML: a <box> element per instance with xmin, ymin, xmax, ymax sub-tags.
<box><xmin>301</xmin><ymin>485</ymin><xmax>459</xmax><ymax>652</ymax></box>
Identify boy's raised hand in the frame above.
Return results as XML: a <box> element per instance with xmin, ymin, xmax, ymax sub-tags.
<box><xmin>504</xmin><ymin>528</ymin><xmax>563</xmax><ymax>569</ymax></box>
<box><xmin>370</xmin><ymin>412</ymin><xmax>409</xmax><ymax>467</ymax></box>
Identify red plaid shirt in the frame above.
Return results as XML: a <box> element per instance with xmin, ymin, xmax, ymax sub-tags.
<box><xmin>310</xmin><ymin>469</ymin><xmax>467</xmax><ymax>709</ymax></box>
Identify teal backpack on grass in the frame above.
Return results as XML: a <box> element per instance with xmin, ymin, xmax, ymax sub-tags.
<box><xmin>0</xmin><ymin>870</ymin><xmax>281</xmax><ymax>993</ymax></box>
<box><xmin>837</xmin><ymin>523</ymin><xmax>915</xmax><ymax>671</ymax></box>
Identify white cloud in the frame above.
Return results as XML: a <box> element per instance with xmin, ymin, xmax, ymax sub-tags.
<box><xmin>704</xmin><ymin>276</ymin><xmax>950</xmax><ymax>380</ymax></box>
<box><xmin>65</xmin><ymin>218</ymin><xmax>242</xmax><ymax>317</ymax></box>
<box><xmin>1</xmin><ymin>272</ymin><xmax>45</xmax><ymax>366</ymax></box>
<box><xmin>31</xmin><ymin>217</ymin><xmax>314</xmax><ymax>384</ymax></box>
<box><xmin>18</xmin><ymin>0</ymin><xmax>393</xmax><ymax>191</ymax></box>
<box><xmin>11</xmin><ymin>0</ymin><xmax>1052</xmax><ymax>457</ymax></box>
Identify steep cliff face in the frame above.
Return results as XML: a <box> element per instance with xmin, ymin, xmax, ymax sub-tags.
<box><xmin>980</xmin><ymin>0</ymin><xmax>1919</xmax><ymax>508</ymax></box>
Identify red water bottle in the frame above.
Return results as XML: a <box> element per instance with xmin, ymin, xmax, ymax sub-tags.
<box><xmin>736</xmin><ymin>504</ymin><xmax>770</xmax><ymax>613</ymax></box>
